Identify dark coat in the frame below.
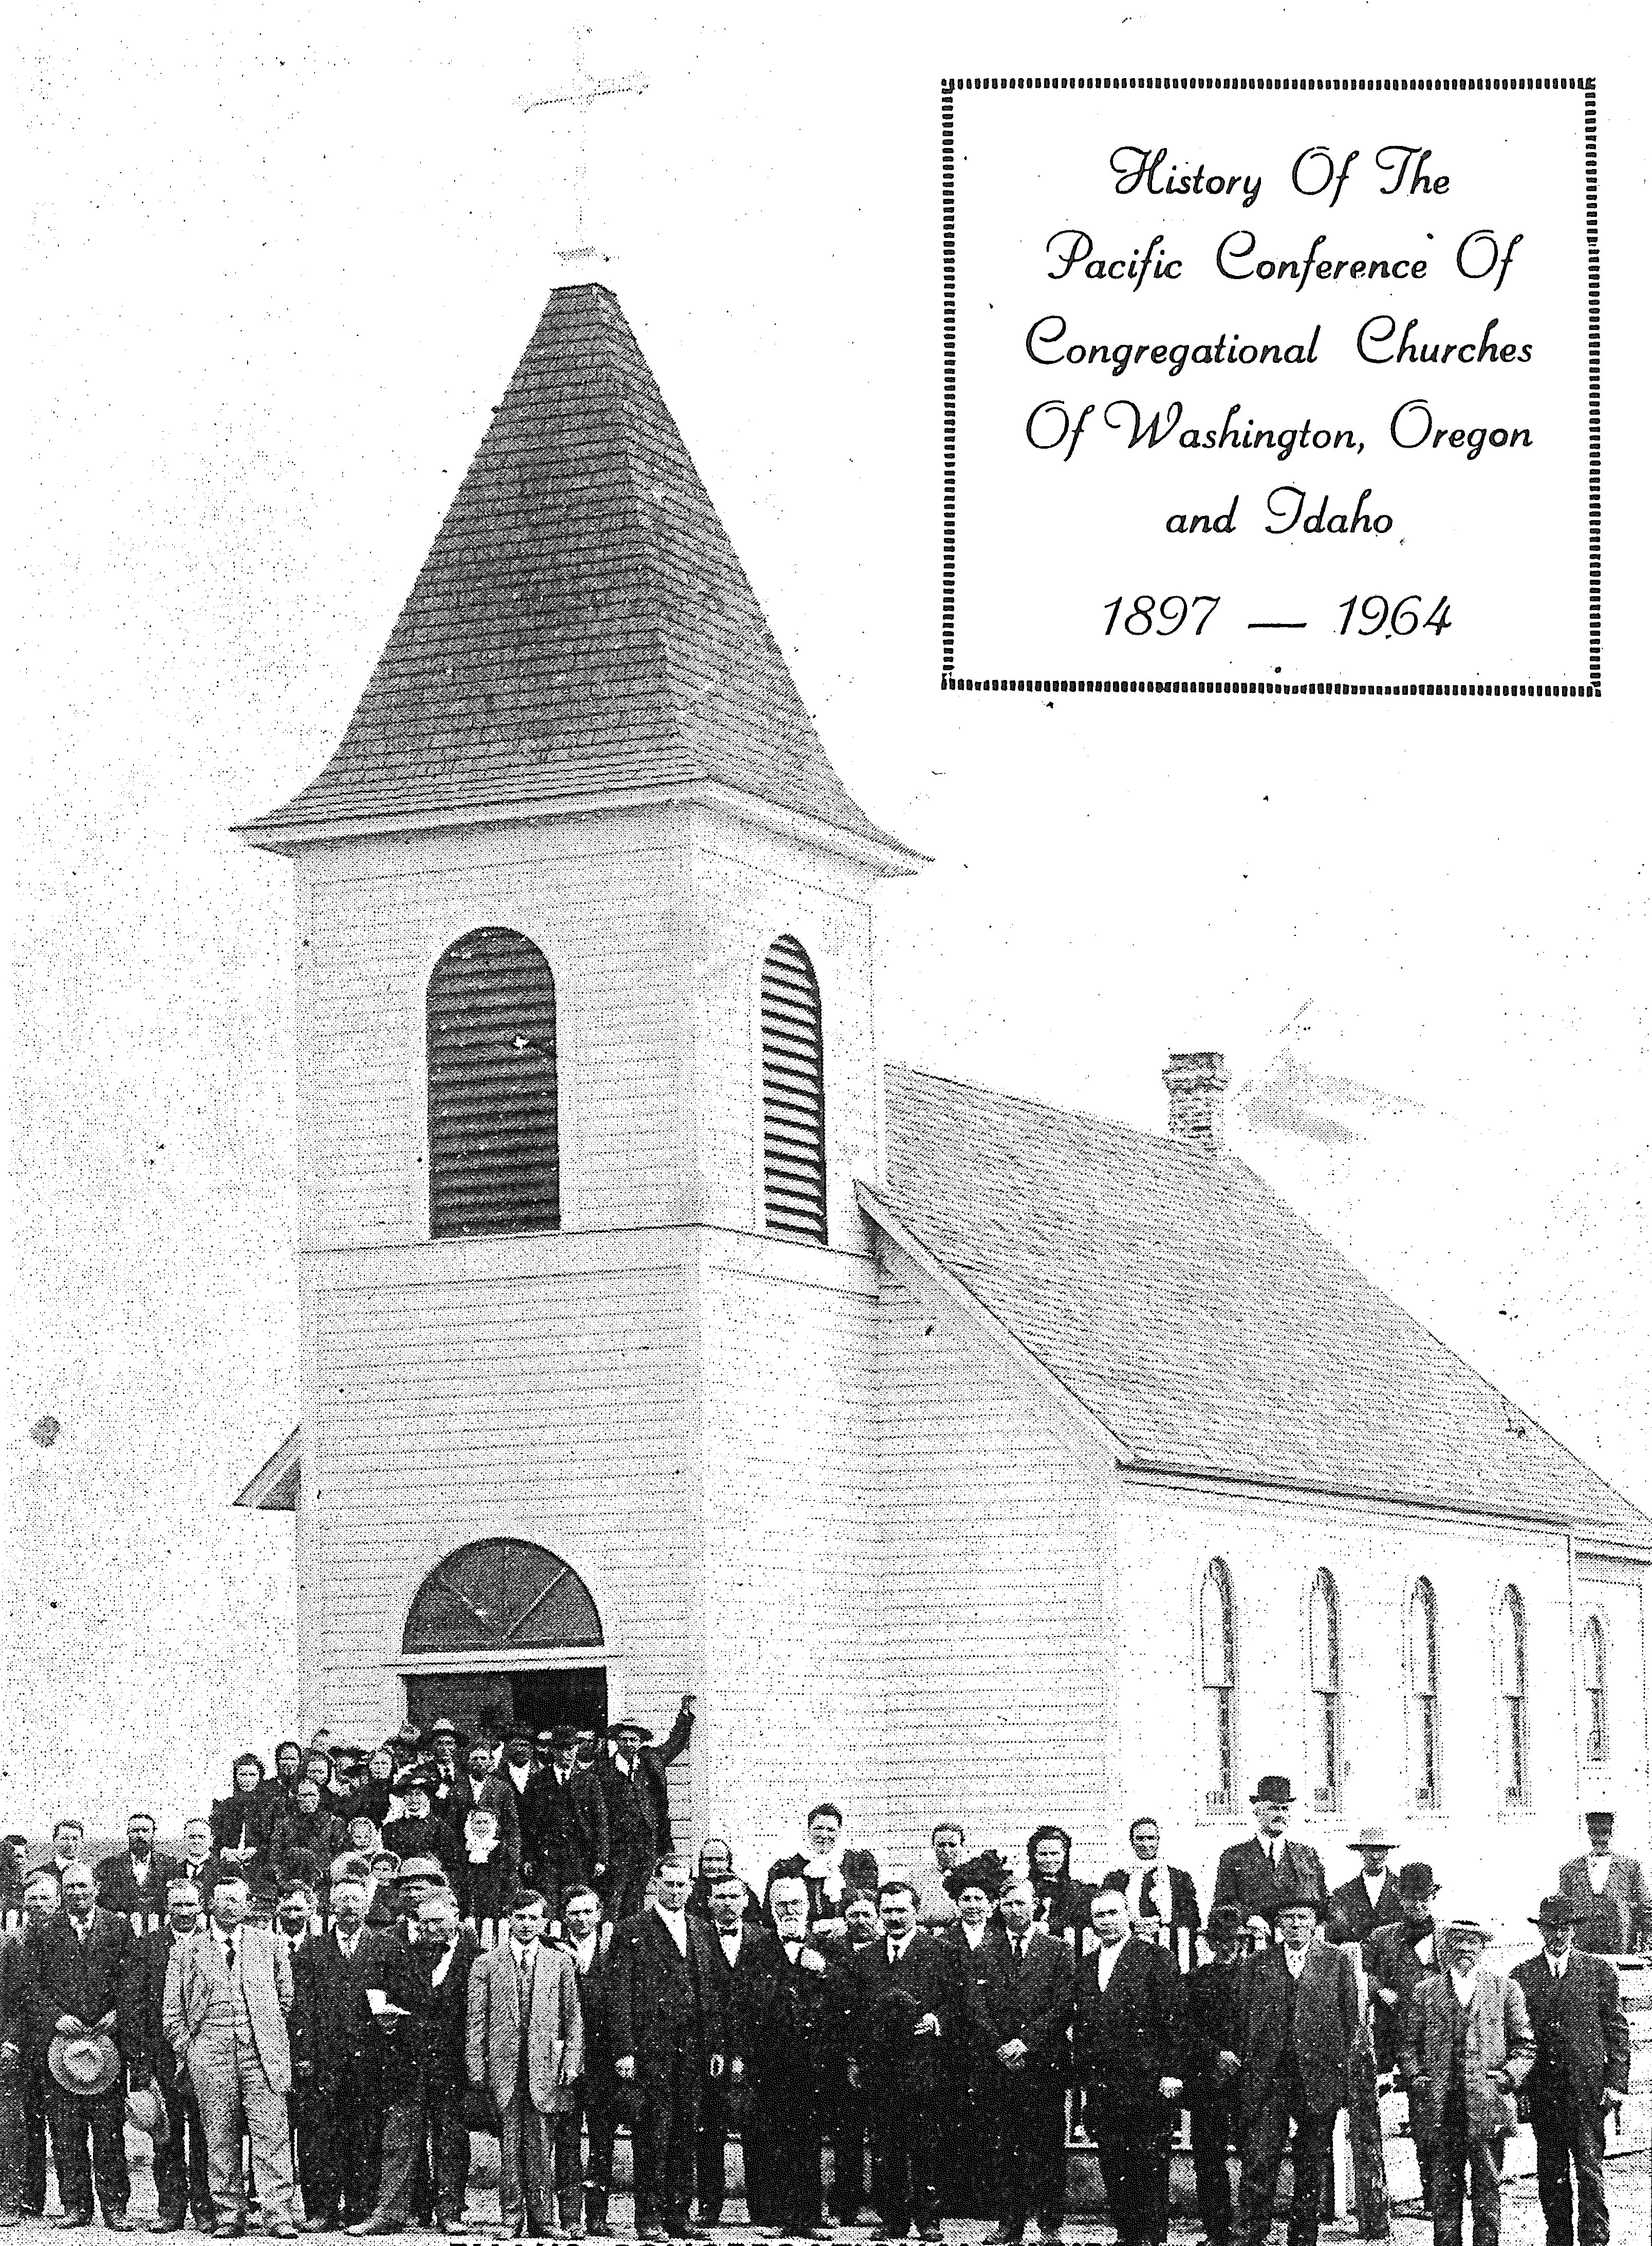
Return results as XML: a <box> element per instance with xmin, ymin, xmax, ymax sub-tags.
<box><xmin>447</xmin><ymin>1773</ymin><xmax>523</xmax><ymax>1869</ymax></box>
<box><xmin>1212</xmin><ymin>1837</ymin><xmax>1329</xmax><ymax>1927</ymax></box>
<box><xmin>367</xmin><ymin>1926</ymin><xmax>479</xmax><ymax>2099</ymax></box>
<box><xmin>557</xmin><ymin>1930</ymin><xmax>615</xmax><ymax>2084</ymax></box>
<box><xmin>700</xmin><ymin>1922</ymin><xmax>782</xmax><ymax>2065</ymax></box>
<box><xmin>1510</xmin><ymin>1949</ymin><xmax>1631</xmax><ymax>2124</ymax></box>
<box><xmin>92</xmin><ymin>1852</ymin><xmax>181</xmax><ymax>1921</ymax></box>
<box><xmin>1326</xmin><ymin>1872</ymin><xmax>1402</xmax><ymax>1947</ymax></box>
<box><xmin>210</xmin><ymin>1782</ymin><xmax>280</xmax><ymax>1861</ymax></box>
<box><xmin>938</xmin><ymin>1923</ymin><xmax>1001</xmax><ymax>2067</ymax></box>
<box><xmin>379</xmin><ymin>1812</ymin><xmax>462</xmax><ymax>1888</ymax></box>
<box><xmin>846</xmin><ymin>1929</ymin><xmax>960</xmax><ymax>2098</ymax></box>
<box><xmin>173</xmin><ymin>1853</ymin><xmax>229</xmax><ymax>1906</ymax></box>
<box><xmin>0</xmin><ymin>1930</ymin><xmax>31</xmax><ymax>2055</ymax></box>
<box><xmin>1365</xmin><ymin>1919</ymin><xmax>1440</xmax><ymax>2073</ymax></box>
<box><xmin>967</xmin><ymin>1926</ymin><xmax>1074</xmax><ymax>2083</ymax></box>
<box><xmin>119</xmin><ymin>1923</ymin><xmax>193</xmax><ymax>2091</ymax></box>
<box><xmin>1235</xmin><ymin>1940</ymin><xmax>1359</xmax><ymax>2127</ymax></box>
<box><xmin>746</xmin><ymin>1939</ymin><xmax>840</xmax><ymax>2115</ymax></box>
<box><xmin>24</xmin><ymin>1907</ymin><xmax>134</xmax><ymax>2048</ymax></box>
<box><xmin>1182</xmin><ymin>1954</ymin><xmax>1246</xmax><ymax>2105</ymax></box>
<box><xmin>454</xmin><ymin>1851</ymin><xmax>517</xmax><ymax>1927</ymax></box>
<box><xmin>305</xmin><ymin>1925</ymin><xmax>390</xmax><ymax>2077</ymax></box>
<box><xmin>280</xmin><ymin>1930</ymin><xmax>322</xmax><ymax>2075</ymax></box>
<box><xmin>1073</xmin><ymin>1937</ymin><xmax>1182</xmax><ymax>2131</ymax></box>
<box><xmin>522</xmin><ymin>1766</ymin><xmax>606</xmax><ymax>1889</ymax></box>
<box><xmin>1556</xmin><ymin>1854</ymin><xmax>1651</xmax><ymax>1957</ymax></box>
<box><xmin>605</xmin><ymin>1909</ymin><xmax>727</xmax><ymax>2082</ymax></box>
<box><xmin>269</xmin><ymin>1810</ymin><xmax>347</xmax><ymax>1885</ymax></box>
<box><xmin>1100</xmin><ymin>1864</ymin><xmax>1201</xmax><ymax>1939</ymax></box>
<box><xmin>765</xmin><ymin>1851</ymin><xmax>881</xmax><ymax>1933</ymax></box>
<box><xmin>595</xmin><ymin>1708</ymin><xmax>693</xmax><ymax>1868</ymax></box>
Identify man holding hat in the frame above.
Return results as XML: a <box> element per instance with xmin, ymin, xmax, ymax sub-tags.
<box><xmin>1182</xmin><ymin>1905</ymin><xmax>1247</xmax><ymax>2246</ymax></box>
<box><xmin>1327</xmin><ymin>1831</ymin><xmax>1401</xmax><ymax>1948</ymax></box>
<box><xmin>1401</xmin><ymin>1917</ymin><xmax>1532</xmax><ymax>2246</ymax></box>
<box><xmin>1212</xmin><ymin>1781</ymin><xmax>1328</xmax><ymax>1939</ymax></box>
<box><xmin>1510</xmin><ymin>1898</ymin><xmax>1630</xmax><ymax>2246</ymax></box>
<box><xmin>523</xmin><ymin>1730</ymin><xmax>609</xmax><ymax>1922</ymax></box>
<box><xmin>597</xmin><ymin>1699</ymin><xmax>695</xmax><ymax>1925</ymax></box>
<box><xmin>21</xmin><ymin>1860</ymin><xmax>132</xmax><ymax>2230</ymax></box>
<box><xmin>1557</xmin><ymin>1814</ymin><xmax>1649</xmax><ymax>1959</ymax></box>
<box><xmin>1232</xmin><ymin>1890</ymin><xmax>1357</xmax><ymax>2246</ymax></box>
<box><xmin>118</xmin><ymin>1880</ymin><xmax>215</xmax><ymax>2234</ymax></box>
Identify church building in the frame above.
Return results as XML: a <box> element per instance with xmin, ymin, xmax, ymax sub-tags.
<box><xmin>237</xmin><ymin>283</ymin><xmax>1652</xmax><ymax>1925</ymax></box>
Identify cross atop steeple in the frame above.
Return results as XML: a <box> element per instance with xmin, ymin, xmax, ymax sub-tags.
<box><xmin>522</xmin><ymin>25</ymin><xmax>647</xmax><ymax>262</ymax></box>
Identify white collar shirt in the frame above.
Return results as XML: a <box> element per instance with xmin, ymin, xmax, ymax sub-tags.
<box><xmin>719</xmin><ymin>1929</ymin><xmax>743</xmax><ymax>1965</ymax></box>
<box><xmin>1448</xmin><ymin>1965</ymin><xmax>1480</xmax><ymax>2005</ymax></box>
<box><xmin>1093</xmin><ymin>1939</ymin><xmax>1126</xmax><ymax>1990</ymax></box>
<box><xmin>1284</xmin><ymin>1946</ymin><xmax>1308</xmax><ymax>1980</ymax></box>
<box><xmin>1586</xmin><ymin>1854</ymin><xmax>1613</xmax><ymax>1894</ymax></box>
<box><xmin>655</xmin><ymin>1907</ymin><xmax>689</xmax><ymax>1957</ymax></box>
<box><xmin>886</xmin><ymin>1931</ymin><xmax>916</xmax><ymax>1964</ymax></box>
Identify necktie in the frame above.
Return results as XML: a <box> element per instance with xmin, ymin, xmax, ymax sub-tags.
<box><xmin>226</xmin><ymin>1936</ymin><xmax>237</xmax><ymax>1977</ymax></box>
<box><xmin>517</xmin><ymin>1947</ymin><xmax>530</xmax><ymax>2008</ymax></box>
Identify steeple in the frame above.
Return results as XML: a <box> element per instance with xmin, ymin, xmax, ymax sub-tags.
<box><xmin>241</xmin><ymin>284</ymin><xmax>911</xmax><ymax>861</ymax></box>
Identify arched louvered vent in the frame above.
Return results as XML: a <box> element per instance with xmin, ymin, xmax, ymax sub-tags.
<box><xmin>761</xmin><ymin>935</ymin><xmax>827</xmax><ymax>1244</ymax></box>
<box><xmin>427</xmin><ymin>928</ymin><xmax>559</xmax><ymax>1238</ymax></box>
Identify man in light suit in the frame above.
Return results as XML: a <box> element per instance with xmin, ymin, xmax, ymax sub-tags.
<box><xmin>466</xmin><ymin>1890</ymin><xmax>583</xmax><ymax>2238</ymax></box>
<box><xmin>1233</xmin><ymin>1893</ymin><xmax>1358</xmax><ymax>2246</ymax></box>
<box><xmin>1510</xmin><ymin>1898</ymin><xmax>1630</xmax><ymax>2246</ymax></box>
<box><xmin>1401</xmin><ymin>1918</ymin><xmax>1533</xmax><ymax>2246</ymax></box>
<box><xmin>1212</xmin><ymin>1779</ymin><xmax>1329</xmax><ymax>1940</ymax></box>
<box><xmin>1556</xmin><ymin>1814</ymin><xmax>1649</xmax><ymax>1958</ymax></box>
<box><xmin>1073</xmin><ymin>1889</ymin><xmax>1182</xmax><ymax>2246</ymax></box>
<box><xmin>162</xmin><ymin>1874</ymin><xmax>298</xmax><ymax>2238</ymax></box>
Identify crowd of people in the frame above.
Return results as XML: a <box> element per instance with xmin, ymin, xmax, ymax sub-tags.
<box><xmin>0</xmin><ymin>1713</ymin><xmax>1642</xmax><ymax>2246</ymax></box>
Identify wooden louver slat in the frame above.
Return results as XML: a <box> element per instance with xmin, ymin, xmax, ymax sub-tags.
<box><xmin>761</xmin><ymin>935</ymin><xmax>826</xmax><ymax>1244</ymax></box>
<box><xmin>428</xmin><ymin>927</ymin><xmax>560</xmax><ymax>1239</ymax></box>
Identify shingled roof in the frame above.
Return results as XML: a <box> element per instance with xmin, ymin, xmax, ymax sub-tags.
<box><xmin>874</xmin><ymin>1065</ymin><xmax>1648</xmax><ymax>1543</ymax></box>
<box><xmin>242</xmin><ymin>285</ymin><xmax>904</xmax><ymax>853</ymax></box>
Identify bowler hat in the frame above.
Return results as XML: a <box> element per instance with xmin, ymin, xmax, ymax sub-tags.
<box><xmin>1268</xmin><ymin>1888</ymin><xmax>1324</xmax><ymax>1922</ymax></box>
<box><xmin>1530</xmin><ymin>1894</ymin><xmax>1584</xmax><ymax>1929</ymax></box>
<box><xmin>1396</xmin><ymin>1862</ymin><xmax>1437</xmax><ymax>1900</ymax></box>
<box><xmin>548</xmin><ymin>1725</ymin><xmax>582</xmax><ymax>1749</ymax></box>
<box><xmin>1346</xmin><ymin>1826</ymin><xmax>1397</xmax><ymax>1852</ymax></box>
<box><xmin>1583</xmin><ymin>1808</ymin><xmax>1615</xmax><ymax>1827</ymax></box>
<box><xmin>48</xmin><ymin>2031</ymin><xmax>121</xmax><ymax>2098</ymax></box>
<box><xmin>607</xmin><ymin>1717</ymin><xmax>654</xmax><ymax>1743</ymax></box>
<box><xmin>125</xmin><ymin>2083</ymin><xmax>172</xmax><ymax>2145</ymax></box>
<box><xmin>1251</xmin><ymin>1776</ymin><xmax>1295</xmax><ymax>1805</ymax></box>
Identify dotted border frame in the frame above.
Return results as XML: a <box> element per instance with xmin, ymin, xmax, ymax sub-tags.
<box><xmin>939</xmin><ymin>77</ymin><xmax>1602</xmax><ymax>699</ymax></box>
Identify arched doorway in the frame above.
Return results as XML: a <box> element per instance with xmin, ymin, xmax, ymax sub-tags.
<box><xmin>400</xmin><ymin>1538</ymin><xmax>608</xmax><ymax>1736</ymax></box>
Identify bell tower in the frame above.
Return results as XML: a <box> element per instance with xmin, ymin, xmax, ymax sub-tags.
<box><xmin>239</xmin><ymin>284</ymin><xmax>920</xmax><ymax>1853</ymax></box>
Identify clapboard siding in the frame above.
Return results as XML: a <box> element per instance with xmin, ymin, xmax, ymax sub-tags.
<box><xmin>697</xmin><ymin>1243</ymin><xmax>884</xmax><ymax>1867</ymax></box>
<box><xmin>873</xmin><ymin>1270</ymin><xmax>1117</xmax><ymax>1879</ymax></box>
<box><xmin>1113</xmin><ymin>1479</ymin><xmax>1581</xmax><ymax>1928</ymax></box>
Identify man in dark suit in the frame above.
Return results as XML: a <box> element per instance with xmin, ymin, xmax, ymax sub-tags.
<box><xmin>1233</xmin><ymin>1893</ymin><xmax>1358</xmax><ymax>2246</ymax></box>
<box><xmin>825</xmin><ymin>1893</ymin><xmax>881</xmax><ymax>2226</ymax></box>
<box><xmin>1325</xmin><ymin>1831</ymin><xmax>1401</xmax><ymax>1949</ymax></box>
<box><xmin>10</xmin><ymin>1872</ymin><xmax>62</xmax><ymax>2220</ymax></box>
<box><xmin>523</xmin><ymin>1730</ymin><xmax>608</xmax><ymax>1922</ymax></box>
<box><xmin>23</xmin><ymin>1860</ymin><xmax>134</xmax><ymax>2230</ymax></box>
<box><xmin>971</xmin><ymin>1877</ymin><xmax>1074</xmax><ymax>2246</ymax></box>
<box><xmin>301</xmin><ymin>1874</ymin><xmax>386</xmax><ymax>2231</ymax></box>
<box><xmin>606</xmin><ymin>1852</ymin><xmax>727</xmax><ymax>2241</ymax></box>
<box><xmin>936</xmin><ymin>1879</ymin><xmax>1001</xmax><ymax>2218</ymax></box>
<box><xmin>1</xmin><ymin>1914</ymin><xmax>34</xmax><ymax>2227</ymax></box>
<box><xmin>1074</xmin><ymin>1888</ymin><xmax>1182</xmax><ymax>2246</ymax></box>
<box><xmin>118</xmin><ymin>1878</ymin><xmax>214</xmax><ymax>2233</ymax></box>
<box><xmin>557</xmin><ymin>1887</ymin><xmax>617</xmax><ymax>2237</ymax></box>
<box><xmin>695</xmin><ymin>1872</ymin><xmax>776</xmax><ymax>2225</ymax></box>
<box><xmin>597</xmin><ymin>1704</ymin><xmax>695</xmax><ymax>1926</ymax></box>
<box><xmin>1365</xmin><ymin>1865</ymin><xmax>1441</xmax><ymax>2074</ymax></box>
<box><xmin>1556</xmin><ymin>1813</ymin><xmax>1650</xmax><ymax>1959</ymax></box>
<box><xmin>93</xmin><ymin>1817</ymin><xmax>180</xmax><ymax>1925</ymax></box>
<box><xmin>1181</xmin><ymin>1906</ymin><xmax>1247</xmax><ymax>2246</ymax></box>
<box><xmin>350</xmin><ymin>1890</ymin><xmax>478</xmax><ymax>2235</ymax></box>
<box><xmin>273</xmin><ymin>1886</ymin><xmax>325</xmax><ymax>2228</ymax></box>
<box><xmin>174</xmin><ymin>1822</ymin><xmax>227</xmax><ymax>1912</ymax></box>
<box><xmin>741</xmin><ymin>1874</ymin><xmax>838</xmax><ymax>2238</ymax></box>
<box><xmin>1212</xmin><ymin>1779</ymin><xmax>1328</xmax><ymax>1939</ymax></box>
<box><xmin>1509</xmin><ymin>1897</ymin><xmax>1630</xmax><ymax>2246</ymax></box>
<box><xmin>447</xmin><ymin>1741</ymin><xmax>523</xmax><ymax>1891</ymax></box>
<box><xmin>846</xmin><ymin>1880</ymin><xmax>961</xmax><ymax>2242</ymax></box>
<box><xmin>1101</xmin><ymin>1820</ymin><xmax>1199</xmax><ymax>1957</ymax></box>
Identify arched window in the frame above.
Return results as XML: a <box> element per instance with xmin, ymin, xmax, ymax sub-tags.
<box><xmin>1407</xmin><ymin>1577</ymin><xmax>1440</xmax><ymax>1810</ymax></box>
<box><xmin>1582</xmin><ymin>1615</ymin><xmax>1608</xmax><ymax>1764</ymax></box>
<box><xmin>1309</xmin><ymin>1570</ymin><xmax>1342</xmax><ymax>1814</ymax></box>
<box><xmin>1200</xmin><ymin>1558</ymin><xmax>1237</xmax><ymax>1815</ymax></box>
<box><xmin>402</xmin><ymin>1539</ymin><xmax>602</xmax><ymax>1655</ymax></box>
<box><xmin>761</xmin><ymin>935</ymin><xmax>826</xmax><ymax>1244</ymax></box>
<box><xmin>427</xmin><ymin>928</ymin><xmax>559</xmax><ymax>1238</ymax></box>
<box><xmin>1496</xmin><ymin>1586</ymin><xmax>1529</xmax><ymax>1807</ymax></box>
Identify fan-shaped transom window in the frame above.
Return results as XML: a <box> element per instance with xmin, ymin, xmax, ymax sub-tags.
<box><xmin>403</xmin><ymin>1539</ymin><xmax>601</xmax><ymax>1656</ymax></box>
<box><xmin>761</xmin><ymin>935</ymin><xmax>827</xmax><ymax>1245</ymax></box>
<box><xmin>427</xmin><ymin>928</ymin><xmax>559</xmax><ymax>1239</ymax></box>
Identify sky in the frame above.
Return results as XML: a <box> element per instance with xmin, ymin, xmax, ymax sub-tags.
<box><xmin>7</xmin><ymin>0</ymin><xmax>1649</xmax><ymax>1832</ymax></box>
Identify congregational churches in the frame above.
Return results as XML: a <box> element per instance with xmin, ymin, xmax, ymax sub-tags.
<box><xmin>235</xmin><ymin>283</ymin><xmax>1652</xmax><ymax>1926</ymax></box>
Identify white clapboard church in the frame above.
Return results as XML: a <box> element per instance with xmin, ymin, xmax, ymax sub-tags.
<box><xmin>238</xmin><ymin>283</ymin><xmax>1651</xmax><ymax>1922</ymax></box>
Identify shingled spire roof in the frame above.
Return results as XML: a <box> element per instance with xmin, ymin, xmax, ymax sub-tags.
<box><xmin>241</xmin><ymin>284</ymin><xmax>907</xmax><ymax>856</ymax></box>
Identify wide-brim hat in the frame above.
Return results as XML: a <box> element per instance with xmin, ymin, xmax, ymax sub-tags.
<box><xmin>1530</xmin><ymin>1895</ymin><xmax>1585</xmax><ymax>1928</ymax></box>
<box><xmin>395</xmin><ymin>1855</ymin><xmax>444</xmax><ymax>1882</ymax></box>
<box><xmin>125</xmin><ymin>2084</ymin><xmax>172</xmax><ymax>2143</ymax></box>
<box><xmin>48</xmin><ymin>2031</ymin><xmax>121</xmax><ymax>2097</ymax></box>
<box><xmin>1441</xmin><ymin>1917</ymin><xmax>1493</xmax><ymax>1943</ymax></box>
<box><xmin>1347</xmin><ymin>1827</ymin><xmax>1397</xmax><ymax>1852</ymax></box>
<box><xmin>1251</xmin><ymin>1776</ymin><xmax>1295</xmax><ymax>1804</ymax></box>
<box><xmin>607</xmin><ymin>1718</ymin><xmax>654</xmax><ymax>1743</ymax></box>
<box><xmin>428</xmin><ymin>1718</ymin><xmax>458</xmax><ymax>1737</ymax></box>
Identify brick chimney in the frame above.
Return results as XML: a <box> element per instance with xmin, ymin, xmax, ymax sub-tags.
<box><xmin>1163</xmin><ymin>1051</ymin><xmax>1230</xmax><ymax>1152</ymax></box>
